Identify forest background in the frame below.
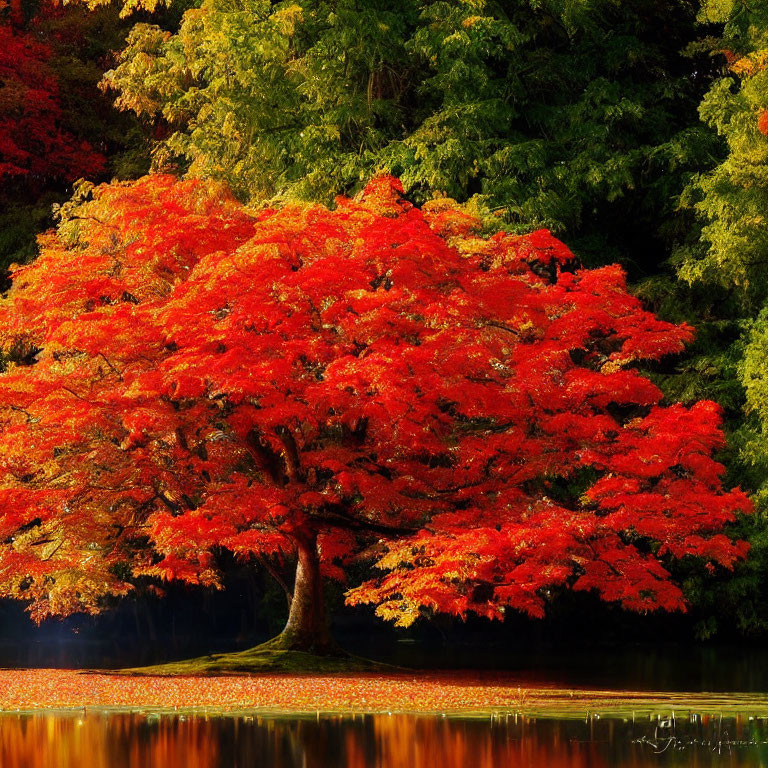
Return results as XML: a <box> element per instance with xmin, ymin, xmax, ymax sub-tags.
<box><xmin>2</xmin><ymin>0</ymin><xmax>768</xmax><ymax>664</ymax></box>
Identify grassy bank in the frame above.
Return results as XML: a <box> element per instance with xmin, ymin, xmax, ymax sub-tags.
<box><xmin>117</xmin><ymin>645</ymin><xmax>391</xmax><ymax>675</ymax></box>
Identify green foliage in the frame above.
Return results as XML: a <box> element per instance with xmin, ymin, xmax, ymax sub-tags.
<box><xmin>0</xmin><ymin>197</ymin><xmax>59</xmax><ymax>271</ymax></box>
<box><xmin>666</xmin><ymin>0</ymin><xmax>768</xmax><ymax>638</ymax></box>
<box><xmin>633</xmin><ymin>276</ymin><xmax>742</xmax><ymax>409</ymax></box>
<box><xmin>739</xmin><ymin>311</ymin><xmax>768</xmax><ymax>508</ymax></box>
<box><xmin>676</xmin><ymin>0</ymin><xmax>768</xmax><ymax>296</ymax></box>
<box><xmin>104</xmin><ymin>0</ymin><xmax>714</xmax><ymax>268</ymax></box>
<box><xmin>674</xmin><ymin>1</ymin><xmax>768</xmax><ymax>491</ymax></box>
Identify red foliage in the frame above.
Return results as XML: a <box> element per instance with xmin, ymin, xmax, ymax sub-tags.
<box><xmin>0</xmin><ymin>174</ymin><xmax>751</xmax><ymax>624</ymax></box>
<box><xmin>0</xmin><ymin>23</ymin><xmax>105</xmax><ymax>190</ymax></box>
<box><xmin>759</xmin><ymin>109</ymin><xmax>768</xmax><ymax>137</ymax></box>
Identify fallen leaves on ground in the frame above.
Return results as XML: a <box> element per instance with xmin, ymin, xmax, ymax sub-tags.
<box><xmin>0</xmin><ymin>669</ymin><xmax>767</xmax><ymax>717</ymax></box>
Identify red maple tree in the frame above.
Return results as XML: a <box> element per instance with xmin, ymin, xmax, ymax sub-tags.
<box><xmin>0</xmin><ymin>174</ymin><xmax>750</xmax><ymax>649</ymax></box>
<box><xmin>0</xmin><ymin>12</ymin><xmax>105</xmax><ymax>192</ymax></box>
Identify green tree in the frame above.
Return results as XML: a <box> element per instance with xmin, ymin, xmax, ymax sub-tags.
<box><xmin>674</xmin><ymin>0</ymin><xmax>768</xmax><ymax>495</ymax></box>
<box><xmin>677</xmin><ymin>0</ymin><xmax>768</xmax><ymax>296</ymax></box>
<box><xmin>669</xmin><ymin>0</ymin><xmax>768</xmax><ymax>637</ymax></box>
<box><xmin>104</xmin><ymin>0</ymin><xmax>715</xmax><ymax>270</ymax></box>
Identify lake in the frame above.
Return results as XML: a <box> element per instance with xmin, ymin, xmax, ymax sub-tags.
<box><xmin>1</xmin><ymin>711</ymin><xmax>766</xmax><ymax>767</ymax></box>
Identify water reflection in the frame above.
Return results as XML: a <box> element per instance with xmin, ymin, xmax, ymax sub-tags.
<box><xmin>0</xmin><ymin>711</ymin><xmax>767</xmax><ymax>767</ymax></box>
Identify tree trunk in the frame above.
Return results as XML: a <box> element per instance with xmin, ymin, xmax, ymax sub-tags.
<box><xmin>267</xmin><ymin>531</ymin><xmax>340</xmax><ymax>655</ymax></box>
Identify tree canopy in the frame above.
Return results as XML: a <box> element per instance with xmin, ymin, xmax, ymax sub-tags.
<box><xmin>0</xmin><ymin>0</ymin><xmax>765</xmax><ymax>647</ymax></box>
<box><xmin>675</xmin><ymin>1</ymin><xmax>768</xmax><ymax>522</ymax></box>
<box><xmin>0</xmin><ymin>0</ymin><xmax>151</xmax><ymax>272</ymax></box>
<box><xmin>0</xmin><ymin>19</ymin><xmax>105</xmax><ymax>191</ymax></box>
<box><xmin>0</xmin><ymin>173</ymin><xmax>749</xmax><ymax>644</ymax></box>
<box><xmin>678</xmin><ymin>0</ymin><xmax>768</xmax><ymax>297</ymax></box>
<box><xmin>103</xmin><ymin>0</ymin><xmax>715</xmax><ymax>268</ymax></box>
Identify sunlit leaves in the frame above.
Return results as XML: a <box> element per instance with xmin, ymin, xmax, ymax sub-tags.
<box><xmin>0</xmin><ymin>173</ymin><xmax>749</xmax><ymax>625</ymax></box>
<box><xmin>101</xmin><ymin>0</ymin><xmax>711</xmax><ymax>271</ymax></box>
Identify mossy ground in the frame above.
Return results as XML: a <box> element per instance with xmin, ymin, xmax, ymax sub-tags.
<box><xmin>117</xmin><ymin>642</ymin><xmax>393</xmax><ymax>676</ymax></box>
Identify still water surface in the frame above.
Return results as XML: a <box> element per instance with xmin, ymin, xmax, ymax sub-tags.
<box><xmin>0</xmin><ymin>711</ymin><xmax>766</xmax><ymax>767</ymax></box>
